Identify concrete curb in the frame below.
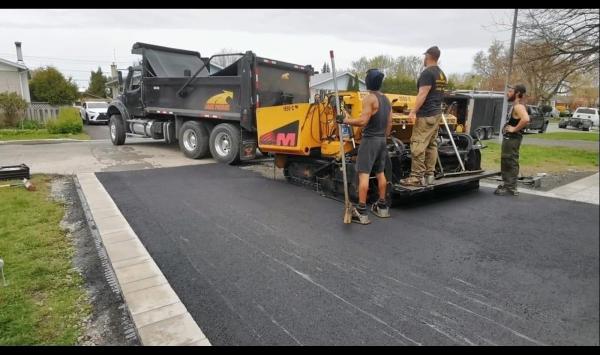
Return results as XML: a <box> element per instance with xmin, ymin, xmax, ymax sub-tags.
<box><xmin>76</xmin><ymin>172</ymin><xmax>211</xmax><ymax>346</ymax></box>
<box><xmin>480</xmin><ymin>181</ymin><xmax>599</xmax><ymax>205</ymax></box>
<box><xmin>0</xmin><ymin>138</ymin><xmax>100</xmax><ymax>145</ymax></box>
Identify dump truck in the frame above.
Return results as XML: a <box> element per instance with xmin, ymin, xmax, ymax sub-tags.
<box><xmin>108</xmin><ymin>42</ymin><xmax>497</xmax><ymax>203</ymax></box>
<box><xmin>107</xmin><ymin>42</ymin><xmax>314</xmax><ymax>164</ymax></box>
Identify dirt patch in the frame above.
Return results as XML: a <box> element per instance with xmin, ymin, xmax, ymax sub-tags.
<box><xmin>484</xmin><ymin>170</ymin><xmax>597</xmax><ymax>192</ymax></box>
<box><xmin>50</xmin><ymin>176</ymin><xmax>140</xmax><ymax>346</ymax></box>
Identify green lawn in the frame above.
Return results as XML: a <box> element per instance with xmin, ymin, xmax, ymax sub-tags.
<box><xmin>481</xmin><ymin>141</ymin><xmax>599</xmax><ymax>175</ymax></box>
<box><xmin>0</xmin><ymin>176</ymin><xmax>90</xmax><ymax>345</ymax></box>
<box><xmin>0</xmin><ymin>129</ymin><xmax>90</xmax><ymax>141</ymax></box>
<box><xmin>530</xmin><ymin>132</ymin><xmax>599</xmax><ymax>142</ymax></box>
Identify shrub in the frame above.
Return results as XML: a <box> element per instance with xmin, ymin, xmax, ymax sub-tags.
<box><xmin>46</xmin><ymin>107</ymin><xmax>83</xmax><ymax>134</ymax></box>
<box><xmin>0</xmin><ymin>92</ymin><xmax>28</xmax><ymax>126</ymax></box>
<box><xmin>21</xmin><ymin>119</ymin><xmax>44</xmax><ymax>130</ymax></box>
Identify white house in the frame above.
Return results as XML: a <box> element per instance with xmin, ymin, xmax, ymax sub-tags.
<box><xmin>0</xmin><ymin>42</ymin><xmax>31</xmax><ymax>102</ymax></box>
<box><xmin>309</xmin><ymin>71</ymin><xmax>366</xmax><ymax>102</ymax></box>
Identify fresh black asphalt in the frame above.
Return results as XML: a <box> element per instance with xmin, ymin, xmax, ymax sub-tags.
<box><xmin>96</xmin><ymin>164</ymin><xmax>599</xmax><ymax>345</ymax></box>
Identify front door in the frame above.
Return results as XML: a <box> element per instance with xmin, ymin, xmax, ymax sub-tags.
<box><xmin>124</xmin><ymin>67</ymin><xmax>143</xmax><ymax>117</ymax></box>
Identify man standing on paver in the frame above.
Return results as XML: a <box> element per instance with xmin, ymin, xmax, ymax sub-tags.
<box><xmin>495</xmin><ymin>84</ymin><xmax>530</xmax><ymax>196</ymax></box>
<box><xmin>340</xmin><ymin>68</ymin><xmax>392</xmax><ymax>224</ymax></box>
<box><xmin>401</xmin><ymin>46</ymin><xmax>448</xmax><ymax>187</ymax></box>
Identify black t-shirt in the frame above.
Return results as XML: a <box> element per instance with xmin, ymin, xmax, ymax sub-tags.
<box><xmin>416</xmin><ymin>65</ymin><xmax>447</xmax><ymax>117</ymax></box>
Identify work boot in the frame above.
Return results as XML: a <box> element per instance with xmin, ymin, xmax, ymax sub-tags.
<box><xmin>351</xmin><ymin>205</ymin><xmax>371</xmax><ymax>225</ymax></box>
<box><xmin>400</xmin><ymin>176</ymin><xmax>425</xmax><ymax>187</ymax></box>
<box><xmin>424</xmin><ymin>174</ymin><xmax>436</xmax><ymax>186</ymax></box>
<box><xmin>494</xmin><ymin>185</ymin><xmax>519</xmax><ymax>196</ymax></box>
<box><xmin>371</xmin><ymin>199</ymin><xmax>390</xmax><ymax>218</ymax></box>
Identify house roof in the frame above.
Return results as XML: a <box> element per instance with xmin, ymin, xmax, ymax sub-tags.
<box><xmin>0</xmin><ymin>57</ymin><xmax>28</xmax><ymax>71</ymax></box>
<box><xmin>310</xmin><ymin>71</ymin><xmax>365</xmax><ymax>87</ymax></box>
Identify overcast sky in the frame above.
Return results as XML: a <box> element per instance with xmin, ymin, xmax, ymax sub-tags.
<box><xmin>0</xmin><ymin>9</ymin><xmax>514</xmax><ymax>90</ymax></box>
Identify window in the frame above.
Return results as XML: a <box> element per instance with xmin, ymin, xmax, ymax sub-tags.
<box><xmin>87</xmin><ymin>102</ymin><xmax>108</xmax><ymax>109</ymax></box>
<box><xmin>576</xmin><ymin>108</ymin><xmax>597</xmax><ymax>115</ymax></box>
<box><xmin>130</xmin><ymin>70</ymin><xmax>142</xmax><ymax>91</ymax></box>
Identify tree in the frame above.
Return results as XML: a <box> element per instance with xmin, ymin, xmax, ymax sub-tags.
<box><xmin>321</xmin><ymin>62</ymin><xmax>331</xmax><ymax>73</ymax></box>
<box><xmin>351</xmin><ymin>55</ymin><xmax>396</xmax><ymax>78</ymax></box>
<box><xmin>381</xmin><ymin>77</ymin><xmax>417</xmax><ymax>95</ymax></box>
<box><xmin>86</xmin><ymin>67</ymin><xmax>108</xmax><ymax>98</ymax></box>
<box><xmin>513</xmin><ymin>9</ymin><xmax>599</xmax><ymax>75</ymax></box>
<box><xmin>346</xmin><ymin>74</ymin><xmax>354</xmax><ymax>91</ymax></box>
<box><xmin>472</xmin><ymin>40</ymin><xmax>508</xmax><ymax>91</ymax></box>
<box><xmin>0</xmin><ymin>92</ymin><xmax>28</xmax><ymax>127</ymax></box>
<box><xmin>447</xmin><ymin>73</ymin><xmax>482</xmax><ymax>91</ymax></box>
<box><xmin>29</xmin><ymin>66</ymin><xmax>79</xmax><ymax>105</ymax></box>
<box><xmin>352</xmin><ymin>73</ymin><xmax>360</xmax><ymax>91</ymax></box>
<box><xmin>392</xmin><ymin>55</ymin><xmax>422</xmax><ymax>82</ymax></box>
<box><xmin>212</xmin><ymin>48</ymin><xmax>243</xmax><ymax>68</ymax></box>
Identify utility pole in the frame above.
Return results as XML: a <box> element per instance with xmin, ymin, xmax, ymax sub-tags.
<box><xmin>499</xmin><ymin>9</ymin><xmax>518</xmax><ymax>142</ymax></box>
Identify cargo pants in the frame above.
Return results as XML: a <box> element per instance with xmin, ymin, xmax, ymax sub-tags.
<box><xmin>501</xmin><ymin>134</ymin><xmax>523</xmax><ymax>191</ymax></box>
<box><xmin>409</xmin><ymin>114</ymin><xmax>442</xmax><ymax>178</ymax></box>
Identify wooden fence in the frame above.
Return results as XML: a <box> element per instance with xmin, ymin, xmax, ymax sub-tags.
<box><xmin>25</xmin><ymin>102</ymin><xmax>61</xmax><ymax>123</ymax></box>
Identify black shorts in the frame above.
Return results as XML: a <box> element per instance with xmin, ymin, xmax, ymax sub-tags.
<box><xmin>356</xmin><ymin>137</ymin><xmax>387</xmax><ymax>174</ymax></box>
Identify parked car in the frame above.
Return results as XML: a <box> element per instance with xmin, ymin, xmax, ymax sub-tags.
<box><xmin>507</xmin><ymin>104</ymin><xmax>549</xmax><ymax>133</ymax></box>
<box><xmin>80</xmin><ymin>101</ymin><xmax>109</xmax><ymax>125</ymax></box>
<box><xmin>525</xmin><ymin>105</ymin><xmax>549</xmax><ymax>133</ymax></box>
<box><xmin>543</xmin><ymin>107</ymin><xmax>560</xmax><ymax>119</ymax></box>
<box><xmin>558</xmin><ymin>107</ymin><xmax>599</xmax><ymax>131</ymax></box>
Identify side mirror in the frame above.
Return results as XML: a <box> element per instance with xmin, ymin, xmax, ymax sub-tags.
<box><xmin>118</xmin><ymin>71</ymin><xmax>123</xmax><ymax>86</ymax></box>
<box><xmin>184</xmin><ymin>69</ymin><xmax>191</xmax><ymax>77</ymax></box>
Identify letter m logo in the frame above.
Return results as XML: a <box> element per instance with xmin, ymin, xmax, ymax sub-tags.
<box><xmin>276</xmin><ymin>133</ymin><xmax>296</xmax><ymax>146</ymax></box>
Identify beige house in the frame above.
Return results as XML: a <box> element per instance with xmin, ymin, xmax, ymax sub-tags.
<box><xmin>0</xmin><ymin>42</ymin><xmax>31</xmax><ymax>102</ymax></box>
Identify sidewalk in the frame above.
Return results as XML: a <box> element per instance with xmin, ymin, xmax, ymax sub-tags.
<box><xmin>549</xmin><ymin>173</ymin><xmax>599</xmax><ymax>205</ymax></box>
<box><xmin>482</xmin><ymin>172</ymin><xmax>599</xmax><ymax>205</ymax></box>
<box><xmin>76</xmin><ymin>172</ymin><xmax>211</xmax><ymax>346</ymax></box>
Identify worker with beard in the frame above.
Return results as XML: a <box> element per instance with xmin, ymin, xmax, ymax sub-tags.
<box><xmin>339</xmin><ymin>68</ymin><xmax>392</xmax><ymax>224</ymax></box>
<box><xmin>495</xmin><ymin>84</ymin><xmax>530</xmax><ymax>196</ymax></box>
<box><xmin>401</xmin><ymin>46</ymin><xmax>448</xmax><ymax>187</ymax></box>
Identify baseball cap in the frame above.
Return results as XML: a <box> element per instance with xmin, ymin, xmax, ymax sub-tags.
<box><xmin>424</xmin><ymin>46</ymin><xmax>441</xmax><ymax>60</ymax></box>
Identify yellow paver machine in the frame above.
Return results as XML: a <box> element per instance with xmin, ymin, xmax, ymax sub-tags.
<box><xmin>256</xmin><ymin>88</ymin><xmax>496</xmax><ymax>203</ymax></box>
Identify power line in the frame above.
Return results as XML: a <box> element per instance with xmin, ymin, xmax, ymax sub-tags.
<box><xmin>0</xmin><ymin>52</ymin><xmax>131</xmax><ymax>64</ymax></box>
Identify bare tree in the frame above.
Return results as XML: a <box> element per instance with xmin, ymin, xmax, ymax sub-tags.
<box><xmin>515</xmin><ymin>9</ymin><xmax>599</xmax><ymax>74</ymax></box>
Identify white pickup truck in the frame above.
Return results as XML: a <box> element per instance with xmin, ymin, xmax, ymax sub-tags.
<box><xmin>80</xmin><ymin>101</ymin><xmax>109</xmax><ymax>125</ymax></box>
<box><xmin>559</xmin><ymin>107</ymin><xmax>599</xmax><ymax>131</ymax></box>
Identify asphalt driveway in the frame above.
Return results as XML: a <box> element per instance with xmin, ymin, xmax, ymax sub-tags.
<box><xmin>96</xmin><ymin>164</ymin><xmax>599</xmax><ymax>346</ymax></box>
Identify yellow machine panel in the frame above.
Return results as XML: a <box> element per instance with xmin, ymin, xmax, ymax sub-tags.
<box><xmin>256</xmin><ymin>91</ymin><xmax>456</xmax><ymax>158</ymax></box>
<box><xmin>256</xmin><ymin>103</ymin><xmax>322</xmax><ymax>155</ymax></box>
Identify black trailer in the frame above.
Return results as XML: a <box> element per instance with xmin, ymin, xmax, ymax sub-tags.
<box><xmin>442</xmin><ymin>91</ymin><xmax>505</xmax><ymax>139</ymax></box>
<box><xmin>107</xmin><ymin>42</ymin><xmax>313</xmax><ymax>164</ymax></box>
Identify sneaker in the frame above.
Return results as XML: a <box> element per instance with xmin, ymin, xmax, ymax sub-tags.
<box><xmin>400</xmin><ymin>176</ymin><xmax>425</xmax><ymax>187</ymax></box>
<box><xmin>371</xmin><ymin>202</ymin><xmax>390</xmax><ymax>218</ymax></box>
<box><xmin>424</xmin><ymin>174</ymin><xmax>435</xmax><ymax>185</ymax></box>
<box><xmin>351</xmin><ymin>206</ymin><xmax>371</xmax><ymax>225</ymax></box>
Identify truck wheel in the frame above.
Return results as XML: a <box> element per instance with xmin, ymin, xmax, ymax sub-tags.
<box><xmin>558</xmin><ymin>122</ymin><xmax>567</xmax><ymax>129</ymax></box>
<box><xmin>179</xmin><ymin>121</ymin><xmax>210</xmax><ymax>159</ymax></box>
<box><xmin>539</xmin><ymin>121</ymin><xmax>548</xmax><ymax>133</ymax></box>
<box><xmin>109</xmin><ymin>114</ymin><xmax>126</xmax><ymax>145</ymax></box>
<box><xmin>209</xmin><ymin>123</ymin><xmax>241</xmax><ymax>164</ymax></box>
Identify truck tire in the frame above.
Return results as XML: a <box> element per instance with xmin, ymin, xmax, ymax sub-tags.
<box><xmin>539</xmin><ymin>121</ymin><xmax>548</xmax><ymax>133</ymax></box>
<box><xmin>558</xmin><ymin>122</ymin><xmax>567</xmax><ymax>129</ymax></box>
<box><xmin>109</xmin><ymin>114</ymin><xmax>126</xmax><ymax>146</ymax></box>
<box><xmin>209</xmin><ymin>123</ymin><xmax>241</xmax><ymax>164</ymax></box>
<box><xmin>179</xmin><ymin>121</ymin><xmax>210</xmax><ymax>159</ymax></box>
